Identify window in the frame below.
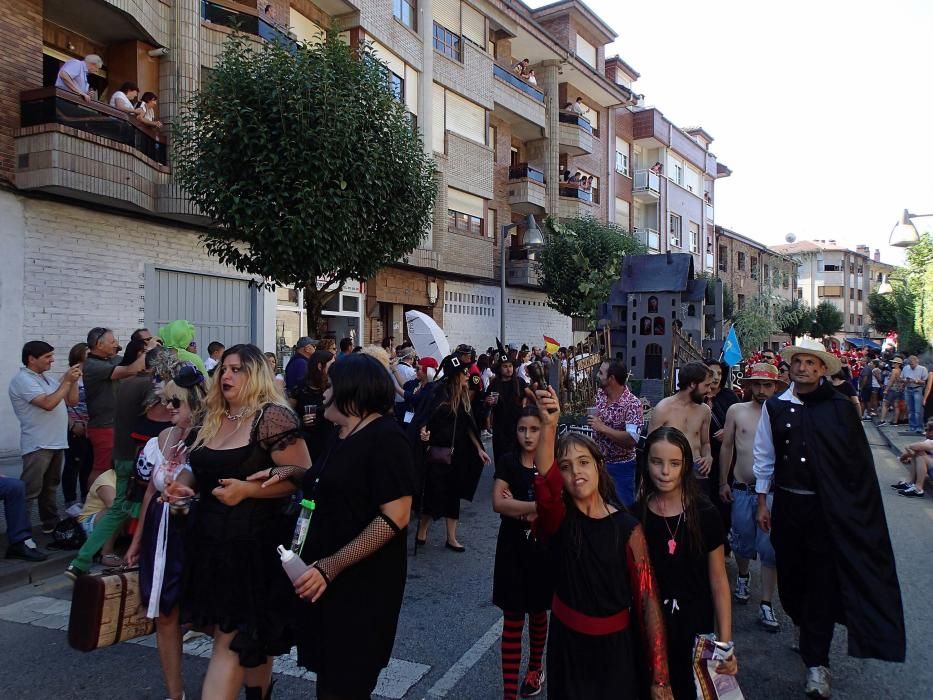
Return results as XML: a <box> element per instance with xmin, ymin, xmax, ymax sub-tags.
<box><xmin>615</xmin><ymin>137</ymin><xmax>630</xmax><ymax>176</ymax></box>
<box><xmin>857</xmin><ymin>289</ymin><xmax>863</xmax><ymax>300</ymax></box>
<box><xmin>718</xmin><ymin>245</ymin><xmax>728</xmax><ymax>271</ymax></box>
<box><xmin>738</xmin><ymin>294</ymin><xmax>746</xmax><ymax>310</ymax></box>
<box><xmin>667</xmin><ymin>154</ymin><xmax>684</xmax><ymax>186</ymax></box>
<box><xmin>433</xmin><ymin>22</ymin><xmax>461</xmax><ymax>61</ymax></box>
<box><xmin>849</xmin><ymin>313</ymin><xmax>855</xmax><ymax>325</ymax></box>
<box><xmin>783</xmin><ymin>272</ymin><xmax>790</xmax><ymax>288</ymax></box>
<box><xmin>447</xmin><ymin>187</ymin><xmax>484</xmax><ymax>236</ymax></box>
<box><xmin>448</xmin><ymin>210</ymin><xmax>483</xmax><ymax>235</ymax></box>
<box><xmin>684</xmin><ymin>166</ymin><xmax>700</xmax><ymax>194</ymax></box>
<box><xmin>818</xmin><ymin>286</ymin><xmax>843</xmax><ymax>297</ymax></box>
<box><xmin>488</xmin><ymin>207</ymin><xmax>496</xmax><ymax>240</ymax></box>
<box><xmin>393</xmin><ymin>0</ymin><xmax>416</xmax><ymax>30</ymax></box>
<box><xmin>669</xmin><ymin>213</ymin><xmax>682</xmax><ymax>247</ymax></box>
<box><xmin>590</xmin><ymin>175</ymin><xmax>600</xmax><ymax>204</ymax></box>
<box><xmin>750</xmin><ymin>257</ymin><xmax>759</xmax><ymax>280</ymax></box>
<box><xmin>461</xmin><ymin>4</ymin><xmax>486</xmax><ymax>48</ymax></box>
<box><xmin>763</xmin><ymin>264</ymin><xmax>770</xmax><ymax>283</ymax></box>
<box><xmin>688</xmin><ymin>221</ymin><xmax>700</xmax><ymax>253</ymax></box>
<box><xmin>857</xmin><ymin>265</ymin><xmax>863</xmax><ymax>275</ymax></box>
<box><xmin>387</xmin><ymin>71</ymin><xmax>403</xmax><ymax>101</ymax></box>
<box><xmin>575</xmin><ymin>34</ymin><xmax>597</xmax><ymax>67</ymax></box>
<box><xmin>823</xmin><ymin>264</ymin><xmax>841</xmax><ymax>272</ymax></box>
<box><xmin>737</xmin><ymin>251</ymin><xmax>746</xmax><ymax>271</ymax></box>
<box><xmin>857</xmin><ymin>314</ymin><xmax>863</xmax><ymax>326</ymax></box>
<box><xmin>849</xmin><ymin>262</ymin><xmax>854</xmax><ymax>274</ymax></box>
<box><xmin>797</xmin><ymin>287</ymin><xmax>803</xmax><ymax>299</ymax></box>
<box><xmin>849</xmin><ymin>288</ymin><xmax>854</xmax><ymax>300</ymax></box>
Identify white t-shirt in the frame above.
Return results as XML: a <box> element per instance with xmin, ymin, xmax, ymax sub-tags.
<box><xmin>8</xmin><ymin>368</ymin><xmax>69</xmax><ymax>454</ymax></box>
<box><xmin>109</xmin><ymin>91</ymin><xmax>136</xmax><ymax>112</ymax></box>
<box><xmin>204</xmin><ymin>357</ymin><xmax>218</xmax><ymax>372</ymax></box>
<box><xmin>481</xmin><ymin>367</ymin><xmax>494</xmax><ymax>390</ymax></box>
<box><xmin>55</xmin><ymin>58</ymin><xmax>89</xmax><ymax>95</ymax></box>
<box><xmin>901</xmin><ymin>364</ymin><xmax>929</xmax><ymax>387</ymax></box>
<box><xmin>393</xmin><ymin>362</ymin><xmax>417</xmax><ymax>402</ymax></box>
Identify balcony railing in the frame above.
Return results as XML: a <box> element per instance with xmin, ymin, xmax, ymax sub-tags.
<box><xmin>634</xmin><ymin>227</ymin><xmax>660</xmax><ymax>251</ymax></box>
<box><xmin>559</xmin><ymin>185</ymin><xmax>593</xmax><ymax>202</ymax></box>
<box><xmin>558</xmin><ymin>111</ymin><xmax>593</xmax><ymax>134</ymax></box>
<box><xmin>508</xmin><ymin>163</ymin><xmax>545</xmax><ymax>184</ymax></box>
<box><xmin>20</xmin><ymin>87</ymin><xmax>167</xmax><ymax>165</ymax></box>
<box><xmin>633</xmin><ymin>169</ymin><xmax>661</xmax><ymax>194</ymax></box>
<box><xmin>492</xmin><ymin>64</ymin><xmax>545</xmax><ymax>102</ymax></box>
<box><xmin>202</xmin><ymin>0</ymin><xmax>294</xmax><ymax>49</ymax></box>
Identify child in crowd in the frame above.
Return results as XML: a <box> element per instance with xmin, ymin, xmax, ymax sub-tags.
<box><xmin>491</xmin><ymin>407</ymin><xmax>551</xmax><ymax>698</ymax></box>
<box><xmin>636</xmin><ymin>427</ymin><xmax>737</xmax><ymax>699</ymax></box>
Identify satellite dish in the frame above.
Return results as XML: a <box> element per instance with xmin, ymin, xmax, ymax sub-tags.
<box><xmin>785</xmin><ymin>232</ymin><xmax>797</xmax><ymax>243</ymax></box>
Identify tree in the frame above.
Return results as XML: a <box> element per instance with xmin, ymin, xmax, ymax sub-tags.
<box><xmin>173</xmin><ymin>31</ymin><xmax>437</xmax><ymax>335</ymax></box>
<box><xmin>812</xmin><ymin>301</ymin><xmax>844</xmax><ymax>339</ymax></box>
<box><xmin>867</xmin><ymin>290</ymin><xmax>897</xmax><ymax>335</ymax></box>
<box><xmin>732</xmin><ymin>297</ymin><xmax>773</xmax><ymax>354</ymax></box>
<box><xmin>776</xmin><ymin>300</ymin><xmax>814</xmax><ymax>344</ymax></box>
<box><xmin>536</xmin><ymin>216</ymin><xmax>644</xmax><ymax>321</ymax></box>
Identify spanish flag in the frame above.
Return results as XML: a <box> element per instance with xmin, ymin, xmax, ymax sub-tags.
<box><xmin>543</xmin><ymin>335</ymin><xmax>560</xmax><ymax>354</ymax></box>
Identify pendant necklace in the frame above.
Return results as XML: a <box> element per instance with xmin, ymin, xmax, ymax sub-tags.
<box><xmin>657</xmin><ymin>497</ymin><xmax>683</xmax><ymax>555</ymax></box>
<box><xmin>224</xmin><ymin>406</ymin><xmax>251</xmax><ymax>421</ymax></box>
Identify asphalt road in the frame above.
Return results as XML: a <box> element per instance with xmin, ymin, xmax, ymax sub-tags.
<box><xmin>0</xmin><ymin>432</ymin><xmax>930</xmax><ymax>699</ymax></box>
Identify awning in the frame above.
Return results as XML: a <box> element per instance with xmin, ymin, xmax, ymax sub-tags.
<box><xmin>845</xmin><ymin>337</ymin><xmax>881</xmax><ymax>350</ymax></box>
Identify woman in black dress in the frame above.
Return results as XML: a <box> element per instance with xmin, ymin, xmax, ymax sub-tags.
<box><xmin>251</xmin><ymin>353</ymin><xmax>414</xmax><ymax>699</ymax></box>
<box><xmin>491</xmin><ymin>407</ymin><xmax>552</xmax><ymax>699</ymax></box>
<box><xmin>637</xmin><ymin>427</ymin><xmax>737</xmax><ymax>699</ymax></box>
<box><xmin>291</xmin><ymin>349</ymin><xmax>335</xmax><ymax>463</ymax></box>
<box><xmin>167</xmin><ymin>344</ymin><xmax>311</xmax><ymax>700</ymax></box>
<box><xmin>415</xmin><ymin>354</ymin><xmax>491</xmax><ymax>551</ymax></box>
<box><xmin>528</xmin><ymin>386</ymin><xmax>671</xmax><ymax>700</ymax></box>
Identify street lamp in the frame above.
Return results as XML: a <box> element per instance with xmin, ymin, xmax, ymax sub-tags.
<box><xmin>889</xmin><ymin>209</ymin><xmax>933</xmax><ymax>248</ymax></box>
<box><xmin>877</xmin><ymin>274</ymin><xmax>893</xmax><ymax>295</ymax></box>
<box><xmin>500</xmin><ymin>214</ymin><xmax>543</xmax><ymax>343</ymax></box>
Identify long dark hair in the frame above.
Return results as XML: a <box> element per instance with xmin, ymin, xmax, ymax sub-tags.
<box><xmin>303</xmin><ymin>349</ymin><xmax>334</xmax><ymax>390</ymax></box>
<box><xmin>636</xmin><ymin>427</ymin><xmax>705</xmax><ymax>556</ymax></box>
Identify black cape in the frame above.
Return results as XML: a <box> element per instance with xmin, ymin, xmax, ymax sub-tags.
<box><xmin>797</xmin><ymin>380</ymin><xmax>905</xmax><ymax>662</ymax></box>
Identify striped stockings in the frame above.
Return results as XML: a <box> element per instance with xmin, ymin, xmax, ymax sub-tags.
<box><xmin>501</xmin><ymin>611</ymin><xmax>548</xmax><ymax>699</ymax></box>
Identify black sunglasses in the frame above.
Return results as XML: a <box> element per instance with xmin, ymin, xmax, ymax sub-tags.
<box><xmin>162</xmin><ymin>397</ymin><xmax>183</xmax><ymax>409</ymax></box>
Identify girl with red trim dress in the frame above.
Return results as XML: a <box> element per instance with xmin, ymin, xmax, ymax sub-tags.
<box><xmin>528</xmin><ymin>386</ymin><xmax>672</xmax><ymax>700</ymax></box>
<box><xmin>491</xmin><ymin>407</ymin><xmax>552</xmax><ymax>698</ymax></box>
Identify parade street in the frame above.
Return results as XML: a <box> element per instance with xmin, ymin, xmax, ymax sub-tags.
<box><xmin>0</xmin><ymin>427</ymin><xmax>929</xmax><ymax>700</ymax></box>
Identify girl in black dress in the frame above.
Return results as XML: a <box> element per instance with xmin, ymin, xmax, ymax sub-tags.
<box><xmin>291</xmin><ymin>349</ymin><xmax>335</xmax><ymax>463</ymax></box>
<box><xmin>528</xmin><ymin>386</ymin><xmax>672</xmax><ymax>700</ymax></box>
<box><xmin>492</xmin><ymin>407</ymin><xmax>552</xmax><ymax>699</ymax></box>
<box><xmin>250</xmin><ymin>354</ymin><xmax>414</xmax><ymax>699</ymax></box>
<box><xmin>637</xmin><ymin>427</ymin><xmax>737</xmax><ymax>700</ymax></box>
<box><xmin>166</xmin><ymin>344</ymin><xmax>312</xmax><ymax>700</ymax></box>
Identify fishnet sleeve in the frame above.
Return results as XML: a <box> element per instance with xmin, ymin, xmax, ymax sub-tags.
<box><xmin>532</xmin><ymin>461</ymin><xmax>566</xmax><ymax>540</ymax></box>
<box><xmin>256</xmin><ymin>404</ymin><xmax>302</xmax><ymax>453</ymax></box>
<box><xmin>313</xmin><ymin>513</ymin><xmax>401</xmax><ymax>583</ymax></box>
<box><xmin>625</xmin><ymin>524</ymin><xmax>670</xmax><ymax>691</ymax></box>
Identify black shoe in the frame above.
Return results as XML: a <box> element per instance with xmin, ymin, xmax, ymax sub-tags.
<box><xmin>415</xmin><ymin>537</ymin><xmax>427</xmax><ymax>546</ymax></box>
<box><xmin>891</xmin><ymin>481</ymin><xmax>911</xmax><ymax>490</ymax></box>
<box><xmin>64</xmin><ymin>564</ymin><xmax>88</xmax><ymax>581</ymax></box>
<box><xmin>6</xmin><ymin>541</ymin><xmax>48</xmax><ymax>562</ymax></box>
<box><xmin>445</xmin><ymin>541</ymin><xmax>466</xmax><ymax>553</ymax></box>
<box><xmin>900</xmin><ymin>488</ymin><xmax>925</xmax><ymax>498</ymax></box>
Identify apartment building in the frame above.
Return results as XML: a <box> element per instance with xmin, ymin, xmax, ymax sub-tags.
<box><xmin>770</xmin><ymin>240</ymin><xmax>894</xmax><ymax>343</ymax></box>
<box><xmin>715</xmin><ymin>226</ymin><xmax>798</xmax><ymax>351</ymax></box>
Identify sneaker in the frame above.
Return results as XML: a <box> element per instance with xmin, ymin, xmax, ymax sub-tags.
<box><xmin>520</xmin><ymin>669</ymin><xmax>545</xmax><ymax>697</ymax></box>
<box><xmin>899</xmin><ymin>486</ymin><xmax>925</xmax><ymax>498</ymax></box>
<box><xmin>64</xmin><ymin>564</ymin><xmax>88</xmax><ymax>581</ymax></box>
<box><xmin>805</xmin><ymin>665</ymin><xmax>832</xmax><ymax>698</ymax></box>
<box><xmin>877</xmin><ymin>421</ymin><xmax>887</xmax><ymax>426</ymax></box>
<box><xmin>733</xmin><ymin>573</ymin><xmax>750</xmax><ymax>603</ymax></box>
<box><xmin>5</xmin><ymin>541</ymin><xmax>48</xmax><ymax>562</ymax></box>
<box><xmin>758</xmin><ymin>603</ymin><xmax>780</xmax><ymax>632</ymax></box>
<box><xmin>891</xmin><ymin>481</ymin><xmax>912</xmax><ymax>490</ymax></box>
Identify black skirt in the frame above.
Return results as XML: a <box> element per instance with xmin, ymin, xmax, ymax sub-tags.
<box><xmin>492</xmin><ymin>522</ymin><xmax>552</xmax><ymax>613</ymax></box>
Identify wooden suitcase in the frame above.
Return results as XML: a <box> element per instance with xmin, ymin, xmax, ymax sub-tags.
<box><xmin>68</xmin><ymin>567</ymin><xmax>155</xmax><ymax>651</ymax></box>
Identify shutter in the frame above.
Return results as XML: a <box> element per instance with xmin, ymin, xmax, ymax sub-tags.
<box><xmin>575</xmin><ymin>34</ymin><xmax>596</xmax><ymax>67</ymax></box>
<box><xmin>615</xmin><ymin>198</ymin><xmax>630</xmax><ymax>226</ymax></box>
<box><xmin>433</xmin><ymin>0</ymin><xmax>461</xmax><ymax>33</ymax></box>
<box><xmin>445</xmin><ymin>91</ymin><xmax>485</xmax><ymax>144</ymax></box>
<box><xmin>461</xmin><ymin>4</ymin><xmax>485</xmax><ymax>48</ymax></box>
<box><xmin>405</xmin><ymin>66</ymin><xmax>419</xmax><ymax>116</ymax></box>
<box><xmin>290</xmin><ymin>9</ymin><xmax>324</xmax><ymax>43</ymax></box>
<box><xmin>432</xmin><ymin>82</ymin><xmax>445</xmax><ymax>153</ymax></box>
<box><xmin>447</xmin><ymin>187</ymin><xmax>484</xmax><ymax>218</ymax></box>
<box><xmin>370</xmin><ymin>40</ymin><xmax>405</xmax><ymax>78</ymax></box>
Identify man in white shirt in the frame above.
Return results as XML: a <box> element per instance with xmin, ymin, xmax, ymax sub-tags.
<box><xmin>570</xmin><ymin>97</ymin><xmax>589</xmax><ymax>117</ymax></box>
<box><xmin>8</xmin><ymin>341</ymin><xmax>81</xmax><ymax>533</ymax></box>
<box><xmin>900</xmin><ymin>354</ymin><xmax>929</xmax><ymax>434</ymax></box>
<box><xmin>109</xmin><ymin>81</ymin><xmax>143</xmax><ymax>115</ymax></box>
<box><xmin>55</xmin><ymin>54</ymin><xmax>103</xmax><ymax>101</ymax></box>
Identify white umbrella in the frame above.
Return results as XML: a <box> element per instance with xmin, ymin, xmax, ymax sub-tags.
<box><xmin>405</xmin><ymin>310</ymin><xmax>449</xmax><ymax>363</ymax></box>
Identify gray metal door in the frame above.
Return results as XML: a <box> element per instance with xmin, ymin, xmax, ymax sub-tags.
<box><xmin>147</xmin><ymin>268</ymin><xmax>254</xmax><ymax>351</ymax></box>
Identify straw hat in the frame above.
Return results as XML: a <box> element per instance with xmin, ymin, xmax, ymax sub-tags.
<box><xmin>739</xmin><ymin>363</ymin><xmax>789</xmax><ymax>391</ymax></box>
<box><xmin>780</xmin><ymin>338</ymin><xmax>841</xmax><ymax>375</ymax></box>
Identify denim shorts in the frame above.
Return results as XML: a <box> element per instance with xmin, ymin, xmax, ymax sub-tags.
<box><xmin>730</xmin><ymin>487</ymin><xmax>775</xmax><ymax>566</ymax></box>
<box><xmin>79</xmin><ymin>512</ymin><xmax>98</xmax><ymax>536</ymax></box>
<box><xmin>884</xmin><ymin>389</ymin><xmax>904</xmax><ymax>403</ymax></box>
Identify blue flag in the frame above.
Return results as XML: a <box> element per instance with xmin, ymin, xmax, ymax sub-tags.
<box><xmin>723</xmin><ymin>325</ymin><xmax>743</xmax><ymax>366</ymax></box>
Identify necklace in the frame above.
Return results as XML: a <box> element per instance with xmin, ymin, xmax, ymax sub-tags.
<box><xmin>656</xmin><ymin>496</ymin><xmax>683</xmax><ymax>555</ymax></box>
<box><xmin>224</xmin><ymin>406</ymin><xmax>250</xmax><ymax>421</ymax></box>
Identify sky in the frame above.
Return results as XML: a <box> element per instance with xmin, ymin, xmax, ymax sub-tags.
<box><xmin>526</xmin><ymin>0</ymin><xmax>933</xmax><ymax>266</ymax></box>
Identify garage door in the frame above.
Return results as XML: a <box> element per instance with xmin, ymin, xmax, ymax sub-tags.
<box><xmin>147</xmin><ymin>268</ymin><xmax>255</xmax><ymax>351</ymax></box>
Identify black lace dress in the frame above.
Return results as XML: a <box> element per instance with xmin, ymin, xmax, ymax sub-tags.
<box><xmin>182</xmin><ymin>404</ymin><xmax>300</xmax><ymax>667</ymax></box>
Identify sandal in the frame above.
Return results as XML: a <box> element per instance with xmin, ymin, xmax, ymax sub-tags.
<box><xmin>100</xmin><ymin>554</ymin><xmax>125</xmax><ymax>568</ymax></box>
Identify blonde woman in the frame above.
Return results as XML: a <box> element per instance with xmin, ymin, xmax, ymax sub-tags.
<box><xmin>166</xmin><ymin>344</ymin><xmax>311</xmax><ymax>700</ymax></box>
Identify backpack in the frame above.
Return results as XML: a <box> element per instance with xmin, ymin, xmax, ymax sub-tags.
<box><xmin>47</xmin><ymin>517</ymin><xmax>87</xmax><ymax>550</ymax></box>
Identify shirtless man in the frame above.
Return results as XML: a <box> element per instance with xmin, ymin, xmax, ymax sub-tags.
<box><xmin>647</xmin><ymin>361</ymin><xmax>713</xmax><ymax>476</ymax></box>
<box><xmin>719</xmin><ymin>363</ymin><xmax>787</xmax><ymax>632</ymax></box>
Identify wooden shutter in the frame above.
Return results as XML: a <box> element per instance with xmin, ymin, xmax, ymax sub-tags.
<box><xmin>445</xmin><ymin>90</ymin><xmax>485</xmax><ymax>144</ymax></box>
<box><xmin>461</xmin><ymin>4</ymin><xmax>485</xmax><ymax>48</ymax></box>
<box><xmin>433</xmin><ymin>0</ymin><xmax>461</xmax><ymax>33</ymax></box>
<box><xmin>432</xmin><ymin>83</ymin><xmax>445</xmax><ymax>153</ymax></box>
<box><xmin>447</xmin><ymin>187</ymin><xmax>484</xmax><ymax>218</ymax></box>
<box><xmin>575</xmin><ymin>34</ymin><xmax>596</xmax><ymax>67</ymax></box>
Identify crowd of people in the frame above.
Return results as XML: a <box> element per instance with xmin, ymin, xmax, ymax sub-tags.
<box><xmin>1</xmin><ymin>325</ymin><xmax>911</xmax><ymax>699</ymax></box>
<box><xmin>55</xmin><ymin>54</ymin><xmax>162</xmax><ymax>128</ymax></box>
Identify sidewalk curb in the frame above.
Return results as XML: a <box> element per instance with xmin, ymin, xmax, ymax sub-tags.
<box><xmin>0</xmin><ymin>530</ymin><xmax>73</xmax><ymax>593</ymax></box>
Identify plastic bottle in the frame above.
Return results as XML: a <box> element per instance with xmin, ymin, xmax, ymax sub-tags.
<box><xmin>290</xmin><ymin>498</ymin><xmax>316</xmax><ymax>553</ymax></box>
<box><xmin>277</xmin><ymin>545</ymin><xmax>308</xmax><ymax>584</ymax></box>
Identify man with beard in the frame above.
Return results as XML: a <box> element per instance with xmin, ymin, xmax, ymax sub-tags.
<box><xmin>719</xmin><ymin>363</ymin><xmax>786</xmax><ymax>633</ymax></box>
<box><xmin>754</xmin><ymin>339</ymin><xmax>905</xmax><ymax>698</ymax></box>
<box><xmin>485</xmin><ymin>343</ymin><xmax>527</xmax><ymax>464</ymax></box>
<box><xmin>647</xmin><ymin>361</ymin><xmax>713</xmax><ymax>478</ymax></box>
<box><xmin>588</xmin><ymin>359</ymin><xmax>643</xmax><ymax>506</ymax></box>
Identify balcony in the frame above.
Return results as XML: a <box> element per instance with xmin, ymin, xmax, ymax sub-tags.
<box><xmin>558</xmin><ymin>113</ymin><xmax>593</xmax><ymax>156</ymax></box>
<box><xmin>634</xmin><ymin>227</ymin><xmax>661</xmax><ymax>252</ymax></box>
<box><xmin>632</xmin><ymin>169</ymin><xmax>661</xmax><ymax>202</ymax></box>
<box><xmin>16</xmin><ymin>88</ymin><xmax>170</xmax><ymax>213</ymax></box>
<box><xmin>558</xmin><ymin>186</ymin><xmax>596</xmax><ymax>219</ymax></box>
<box><xmin>401</xmin><ymin>247</ymin><xmax>440</xmax><ymax>269</ymax></box>
<box><xmin>492</xmin><ymin>64</ymin><xmax>546</xmax><ymax>139</ymax></box>
<box><xmin>507</xmin><ymin>163</ymin><xmax>546</xmax><ymax>215</ymax></box>
<box><xmin>507</xmin><ymin>258</ymin><xmax>541</xmax><ymax>288</ymax></box>
<box><xmin>202</xmin><ymin>0</ymin><xmax>295</xmax><ymax>49</ymax></box>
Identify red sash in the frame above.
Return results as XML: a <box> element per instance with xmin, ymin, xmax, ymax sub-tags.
<box><xmin>551</xmin><ymin>594</ymin><xmax>630</xmax><ymax>636</ymax></box>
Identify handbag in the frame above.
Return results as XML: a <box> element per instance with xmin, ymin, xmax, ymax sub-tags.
<box><xmin>68</xmin><ymin>567</ymin><xmax>155</xmax><ymax>651</ymax></box>
<box><xmin>426</xmin><ymin>405</ymin><xmax>458</xmax><ymax>465</ymax></box>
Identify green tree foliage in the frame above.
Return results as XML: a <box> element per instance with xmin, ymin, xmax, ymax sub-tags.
<box><xmin>537</xmin><ymin>216</ymin><xmax>644</xmax><ymax>321</ymax></box>
<box><xmin>867</xmin><ymin>291</ymin><xmax>897</xmax><ymax>335</ymax></box>
<box><xmin>173</xmin><ymin>31</ymin><xmax>437</xmax><ymax>334</ymax></box>
<box><xmin>732</xmin><ymin>297</ymin><xmax>772</xmax><ymax>354</ymax></box>
<box><xmin>812</xmin><ymin>301</ymin><xmax>844</xmax><ymax>339</ymax></box>
<box><xmin>776</xmin><ymin>300</ymin><xmax>815</xmax><ymax>344</ymax></box>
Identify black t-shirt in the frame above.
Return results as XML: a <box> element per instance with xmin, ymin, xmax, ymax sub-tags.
<box><xmin>291</xmin><ymin>385</ymin><xmax>332</xmax><ymax>462</ymax></box>
<box><xmin>493</xmin><ymin>451</ymin><xmax>536</xmax><ymax>526</ymax></box>
<box><xmin>833</xmin><ymin>380</ymin><xmax>857</xmax><ymax>398</ymax></box>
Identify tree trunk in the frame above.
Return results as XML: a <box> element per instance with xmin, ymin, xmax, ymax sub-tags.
<box><xmin>304</xmin><ymin>284</ymin><xmax>339</xmax><ymax>339</ymax></box>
